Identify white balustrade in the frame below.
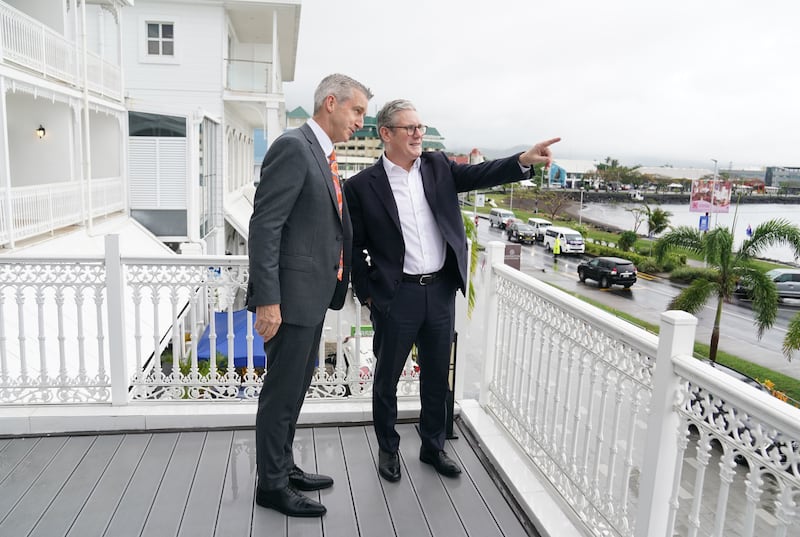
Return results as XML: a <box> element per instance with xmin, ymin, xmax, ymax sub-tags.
<box><xmin>0</xmin><ymin>178</ymin><xmax>123</xmax><ymax>246</ymax></box>
<box><xmin>0</xmin><ymin>1</ymin><xmax>122</xmax><ymax>100</ymax></box>
<box><xmin>0</xmin><ymin>235</ymin><xmax>386</xmax><ymax>404</ymax></box>
<box><xmin>479</xmin><ymin>241</ymin><xmax>800</xmax><ymax>537</ymax></box>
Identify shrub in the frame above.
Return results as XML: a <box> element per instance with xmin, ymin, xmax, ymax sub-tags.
<box><xmin>636</xmin><ymin>258</ymin><xmax>661</xmax><ymax>274</ymax></box>
<box><xmin>617</xmin><ymin>231</ymin><xmax>638</xmax><ymax>252</ymax></box>
<box><xmin>669</xmin><ymin>266</ymin><xmax>718</xmax><ymax>284</ymax></box>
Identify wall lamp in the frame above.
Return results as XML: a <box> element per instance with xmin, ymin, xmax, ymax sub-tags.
<box><xmin>36</xmin><ymin>125</ymin><xmax>46</xmax><ymax>139</ymax></box>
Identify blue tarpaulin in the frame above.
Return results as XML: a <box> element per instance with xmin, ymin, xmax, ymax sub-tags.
<box><xmin>196</xmin><ymin>309</ymin><xmax>265</xmax><ymax>368</ymax></box>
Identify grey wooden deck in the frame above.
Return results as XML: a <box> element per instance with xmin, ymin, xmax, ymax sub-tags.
<box><xmin>0</xmin><ymin>420</ymin><xmax>535</xmax><ymax>537</ymax></box>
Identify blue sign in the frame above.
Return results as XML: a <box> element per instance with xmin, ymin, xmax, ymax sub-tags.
<box><xmin>699</xmin><ymin>215</ymin><xmax>709</xmax><ymax>231</ymax></box>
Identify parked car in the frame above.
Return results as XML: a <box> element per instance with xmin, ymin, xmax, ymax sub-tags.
<box><xmin>735</xmin><ymin>268</ymin><xmax>800</xmax><ymax>301</ymax></box>
<box><xmin>526</xmin><ymin>217</ymin><xmax>552</xmax><ymax>242</ymax></box>
<box><xmin>577</xmin><ymin>256</ymin><xmax>637</xmax><ymax>288</ymax></box>
<box><xmin>489</xmin><ymin>208</ymin><xmax>515</xmax><ymax>229</ymax></box>
<box><xmin>544</xmin><ymin>226</ymin><xmax>585</xmax><ymax>254</ymax></box>
<box><xmin>506</xmin><ymin>222</ymin><xmax>537</xmax><ymax>244</ymax></box>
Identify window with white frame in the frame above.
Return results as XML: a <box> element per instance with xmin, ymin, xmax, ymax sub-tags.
<box><xmin>146</xmin><ymin>22</ymin><xmax>174</xmax><ymax>56</ymax></box>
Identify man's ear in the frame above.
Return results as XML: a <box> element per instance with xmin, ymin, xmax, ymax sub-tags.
<box><xmin>324</xmin><ymin>94</ymin><xmax>336</xmax><ymax>113</ymax></box>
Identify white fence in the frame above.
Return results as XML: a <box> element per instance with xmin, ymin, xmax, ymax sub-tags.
<box><xmin>0</xmin><ymin>177</ymin><xmax>124</xmax><ymax>246</ymax></box>
<box><xmin>0</xmin><ymin>1</ymin><xmax>122</xmax><ymax>100</ymax></box>
<box><xmin>0</xmin><ymin>235</ymin><xmax>415</xmax><ymax>405</ymax></box>
<box><xmin>479</xmin><ymin>241</ymin><xmax>800</xmax><ymax>537</ymax></box>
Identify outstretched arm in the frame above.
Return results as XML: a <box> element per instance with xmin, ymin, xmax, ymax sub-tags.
<box><xmin>517</xmin><ymin>137</ymin><xmax>561</xmax><ymax>167</ymax></box>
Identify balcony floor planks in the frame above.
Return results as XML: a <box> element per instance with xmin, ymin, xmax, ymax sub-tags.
<box><xmin>0</xmin><ymin>423</ymin><xmax>533</xmax><ymax>537</ymax></box>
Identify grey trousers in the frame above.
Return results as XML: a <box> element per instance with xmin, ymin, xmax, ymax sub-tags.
<box><xmin>255</xmin><ymin>321</ymin><xmax>323</xmax><ymax>490</ymax></box>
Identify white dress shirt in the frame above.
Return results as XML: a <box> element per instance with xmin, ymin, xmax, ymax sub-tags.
<box><xmin>306</xmin><ymin>118</ymin><xmax>333</xmax><ymax>158</ymax></box>
<box><xmin>382</xmin><ymin>155</ymin><xmax>446</xmax><ymax>275</ymax></box>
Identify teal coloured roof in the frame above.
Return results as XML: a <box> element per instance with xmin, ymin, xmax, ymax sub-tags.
<box><xmin>425</xmin><ymin>126</ymin><xmax>443</xmax><ymax>137</ymax></box>
<box><xmin>423</xmin><ymin>140</ymin><xmax>446</xmax><ymax>150</ymax></box>
<box><xmin>287</xmin><ymin>106</ymin><xmax>310</xmax><ymax>119</ymax></box>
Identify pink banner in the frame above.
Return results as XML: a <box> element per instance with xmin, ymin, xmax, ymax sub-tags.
<box><xmin>690</xmin><ymin>179</ymin><xmax>731</xmax><ymax>213</ymax></box>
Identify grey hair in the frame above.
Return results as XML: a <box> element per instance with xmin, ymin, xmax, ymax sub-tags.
<box><xmin>376</xmin><ymin>99</ymin><xmax>417</xmax><ymax>134</ymax></box>
<box><xmin>312</xmin><ymin>74</ymin><xmax>373</xmax><ymax>114</ymax></box>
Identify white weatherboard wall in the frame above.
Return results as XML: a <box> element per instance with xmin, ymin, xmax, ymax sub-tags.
<box><xmin>121</xmin><ymin>2</ymin><xmax>225</xmax><ymax>118</ymax></box>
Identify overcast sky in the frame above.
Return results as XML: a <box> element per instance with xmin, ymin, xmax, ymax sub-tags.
<box><xmin>283</xmin><ymin>0</ymin><xmax>799</xmax><ymax>169</ymax></box>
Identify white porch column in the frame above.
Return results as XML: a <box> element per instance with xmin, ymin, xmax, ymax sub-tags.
<box><xmin>80</xmin><ymin>0</ymin><xmax>93</xmax><ymax>232</ymax></box>
<box><xmin>271</xmin><ymin>11</ymin><xmax>279</xmax><ymax>94</ymax></box>
<box><xmin>0</xmin><ymin>77</ymin><xmax>14</xmax><ymax>248</ymax></box>
<box><xmin>634</xmin><ymin>310</ymin><xmax>697</xmax><ymax>537</ymax></box>
<box><xmin>265</xmin><ymin>101</ymin><xmax>281</xmax><ymax>147</ymax></box>
<box><xmin>105</xmin><ymin>234</ymin><xmax>129</xmax><ymax>406</ymax></box>
<box><xmin>453</xmin><ymin>238</ymin><xmax>471</xmax><ymax>401</ymax></box>
<box><xmin>479</xmin><ymin>241</ymin><xmax>505</xmax><ymax>406</ymax></box>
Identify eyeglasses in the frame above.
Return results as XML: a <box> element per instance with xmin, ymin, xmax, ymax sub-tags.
<box><xmin>387</xmin><ymin>124</ymin><xmax>427</xmax><ymax>135</ymax></box>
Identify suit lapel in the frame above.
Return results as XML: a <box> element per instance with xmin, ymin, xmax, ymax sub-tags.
<box><xmin>368</xmin><ymin>162</ymin><xmax>402</xmax><ymax>233</ymax></box>
<box><xmin>420</xmin><ymin>155</ymin><xmax>438</xmax><ymax>210</ymax></box>
<box><xmin>300</xmin><ymin>124</ymin><xmax>342</xmax><ymax>224</ymax></box>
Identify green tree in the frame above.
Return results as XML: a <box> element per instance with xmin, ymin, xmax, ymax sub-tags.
<box><xmin>654</xmin><ymin>219</ymin><xmax>800</xmax><ymax>362</ymax></box>
<box><xmin>617</xmin><ymin>231</ymin><xmax>637</xmax><ymax>252</ymax></box>
<box><xmin>647</xmin><ymin>206</ymin><xmax>672</xmax><ymax>237</ymax></box>
<box><xmin>463</xmin><ymin>213</ymin><xmax>479</xmax><ymax>316</ymax></box>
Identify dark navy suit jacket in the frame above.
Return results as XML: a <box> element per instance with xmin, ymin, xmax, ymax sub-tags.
<box><xmin>343</xmin><ymin>151</ymin><xmax>528</xmax><ymax>310</ymax></box>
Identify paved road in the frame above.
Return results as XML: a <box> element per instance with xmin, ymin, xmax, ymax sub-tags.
<box><xmin>475</xmin><ymin>218</ymin><xmax>800</xmax><ymax>382</ymax></box>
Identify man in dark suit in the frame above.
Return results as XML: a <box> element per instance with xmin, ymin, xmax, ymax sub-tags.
<box><xmin>247</xmin><ymin>73</ymin><xmax>372</xmax><ymax>517</ymax></box>
<box><xmin>343</xmin><ymin>99</ymin><xmax>559</xmax><ymax>482</ymax></box>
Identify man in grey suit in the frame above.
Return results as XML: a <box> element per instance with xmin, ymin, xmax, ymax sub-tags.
<box><xmin>247</xmin><ymin>73</ymin><xmax>372</xmax><ymax>517</ymax></box>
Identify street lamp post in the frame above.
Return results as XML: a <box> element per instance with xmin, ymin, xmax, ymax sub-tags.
<box><xmin>711</xmin><ymin>158</ymin><xmax>718</xmax><ymax>227</ymax></box>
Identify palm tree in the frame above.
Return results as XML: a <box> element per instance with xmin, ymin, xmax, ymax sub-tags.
<box><xmin>654</xmin><ymin>219</ymin><xmax>800</xmax><ymax>363</ymax></box>
<box><xmin>647</xmin><ymin>207</ymin><xmax>672</xmax><ymax>237</ymax></box>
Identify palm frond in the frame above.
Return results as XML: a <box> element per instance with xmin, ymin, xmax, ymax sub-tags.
<box><xmin>654</xmin><ymin>226</ymin><xmax>705</xmax><ymax>262</ymax></box>
<box><xmin>782</xmin><ymin>313</ymin><xmax>800</xmax><ymax>361</ymax></box>
<box><xmin>748</xmin><ymin>269</ymin><xmax>779</xmax><ymax>337</ymax></box>
<box><xmin>668</xmin><ymin>278</ymin><xmax>716</xmax><ymax>313</ymax></box>
<box><xmin>741</xmin><ymin>218</ymin><xmax>800</xmax><ymax>260</ymax></box>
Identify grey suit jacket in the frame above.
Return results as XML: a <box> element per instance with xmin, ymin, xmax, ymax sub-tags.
<box><xmin>247</xmin><ymin>123</ymin><xmax>352</xmax><ymax>326</ymax></box>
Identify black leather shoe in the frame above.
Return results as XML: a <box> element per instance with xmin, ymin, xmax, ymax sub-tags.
<box><xmin>378</xmin><ymin>449</ymin><xmax>401</xmax><ymax>482</ymax></box>
<box><xmin>289</xmin><ymin>465</ymin><xmax>333</xmax><ymax>491</ymax></box>
<box><xmin>420</xmin><ymin>449</ymin><xmax>462</xmax><ymax>477</ymax></box>
<box><xmin>255</xmin><ymin>485</ymin><xmax>327</xmax><ymax>517</ymax></box>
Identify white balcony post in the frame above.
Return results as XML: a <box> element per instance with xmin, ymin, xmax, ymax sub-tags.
<box><xmin>479</xmin><ymin>241</ymin><xmax>505</xmax><ymax>406</ymax></box>
<box><xmin>105</xmin><ymin>234</ymin><xmax>129</xmax><ymax>405</ymax></box>
<box><xmin>634</xmin><ymin>310</ymin><xmax>697</xmax><ymax>537</ymax></box>
<box><xmin>0</xmin><ymin>78</ymin><xmax>14</xmax><ymax>248</ymax></box>
<box><xmin>453</xmin><ymin>238</ymin><xmax>472</xmax><ymax>401</ymax></box>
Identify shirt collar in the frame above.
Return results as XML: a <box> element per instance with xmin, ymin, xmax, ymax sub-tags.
<box><xmin>381</xmin><ymin>153</ymin><xmax>421</xmax><ymax>176</ymax></box>
<box><xmin>306</xmin><ymin>118</ymin><xmax>334</xmax><ymax>158</ymax></box>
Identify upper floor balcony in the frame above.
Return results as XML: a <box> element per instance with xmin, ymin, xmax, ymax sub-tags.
<box><xmin>0</xmin><ymin>177</ymin><xmax>124</xmax><ymax>248</ymax></box>
<box><xmin>0</xmin><ymin>238</ymin><xmax>798</xmax><ymax>536</ymax></box>
<box><xmin>0</xmin><ymin>0</ymin><xmax>124</xmax><ymax>102</ymax></box>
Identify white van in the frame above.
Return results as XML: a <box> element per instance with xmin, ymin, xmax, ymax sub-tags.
<box><xmin>489</xmin><ymin>208</ymin><xmax>515</xmax><ymax>229</ymax></box>
<box><xmin>544</xmin><ymin>226</ymin><xmax>585</xmax><ymax>254</ymax></box>
<box><xmin>526</xmin><ymin>217</ymin><xmax>552</xmax><ymax>242</ymax></box>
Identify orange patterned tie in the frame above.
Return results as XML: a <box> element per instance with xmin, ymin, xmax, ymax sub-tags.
<box><xmin>329</xmin><ymin>150</ymin><xmax>343</xmax><ymax>281</ymax></box>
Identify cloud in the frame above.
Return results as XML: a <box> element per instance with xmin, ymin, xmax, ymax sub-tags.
<box><xmin>285</xmin><ymin>0</ymin><xmax>800</xmax><ymax>168</ymax></box>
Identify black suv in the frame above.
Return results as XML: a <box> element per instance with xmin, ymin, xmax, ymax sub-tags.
<box><xmin>506</xmin><ymin>222</ymin><xmax>537</xmax><ymax>244</ymax></box>
<box><xmin>577</xmin><ymin>256</ymin><xmax>637</xmax><ymax>288</ymax></box>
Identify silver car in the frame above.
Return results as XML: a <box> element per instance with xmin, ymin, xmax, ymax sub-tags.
<box><xmin>767</xmin><ymin>268</ymin><xmax>800</xmax><ymax>300</ymax></box>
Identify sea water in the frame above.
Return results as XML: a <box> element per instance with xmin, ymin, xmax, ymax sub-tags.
<box><xmin>578</xmin><ymin>202</ymin><xmax>800</xmax><ymax>264</ymax></box>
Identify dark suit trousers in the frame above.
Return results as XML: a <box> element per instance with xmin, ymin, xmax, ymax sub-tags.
<box><xmin>371</xmin><ymin>277</ymin><xmax>456</xmax><ymax>454</ymax></box>
<box><xmin>255</xmin><ymin>321</ymin><xmax>322</xmax><ymax>490</ymax></box>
